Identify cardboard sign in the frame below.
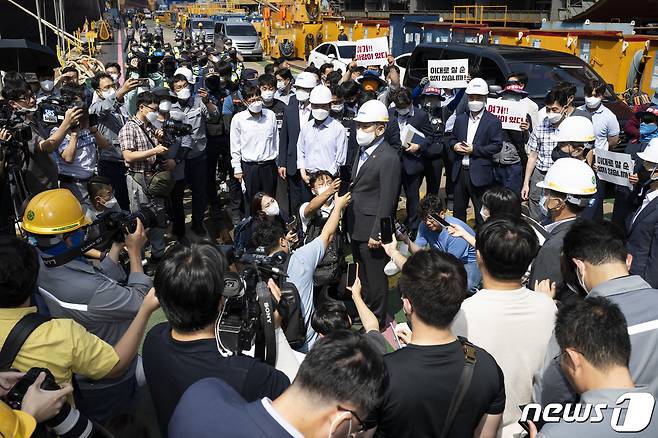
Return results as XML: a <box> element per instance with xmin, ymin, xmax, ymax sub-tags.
<box><xmin>486</xmin><ymin>98</ymin><xmax>527</xmax><ymax>131</ymax></box>
<box><xmin>427</xmin><ymin>59</ymin><xmax>468</xmax><ymax>88</ymax></box>
<box><xmin>354</xmin><ymin>37</ymin><xmax>389</xmax><ymax>67</ymax></box>
<box><xmin>594</xmin><ymin>149</ymin><xmax>635</xmax><ymax>189</ymax></box>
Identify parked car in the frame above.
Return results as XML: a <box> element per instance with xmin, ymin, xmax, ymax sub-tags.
<box><xmin>307</xmin><ymin>41</ymin><xmax>357</xmax><ymax>74</ymax></box>
<box><xmin>214</xmin><ymin>21</ymin><xmax>263</xmax><ymax>60</ymax></box>
<box><xmin>395</xmin><ymin>52</ymin><xmax>411</xmax><ymax>84</ymax></box>
<box><xmin>404</xmin><ymin>42</ymin><xmax>632</xmax><ymax>145</ymax></box>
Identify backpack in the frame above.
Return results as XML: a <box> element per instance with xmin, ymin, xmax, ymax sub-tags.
<box><xmin>304</xmin><ymin>211</ymin><xmax>345</xmax><ymax>287</ymax></box>
<box><xmin>276</xmin><ymin>279</ymin><xmax>307</xmax><ymax>350</ymax></box>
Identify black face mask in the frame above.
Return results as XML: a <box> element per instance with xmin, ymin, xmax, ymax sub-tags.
<box><xmin>206</xmin><ymin>76</ymin><xmax>221</xmax><ymax>90</ymax></box>
<box><xmin>551</xmin><ymin>146</ymin><xmax>571</xmax><ymax>163</ymax></box>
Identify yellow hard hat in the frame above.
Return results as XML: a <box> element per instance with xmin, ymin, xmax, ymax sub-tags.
<box><xmin>339</xmin><ymin>25</ymin><xmax>345</xmax><ymax>30</ymax></box>
<box><xmin>22</xmin><ymin>189</ymin><xmax>90</xmax><ymax>235</ymax></box>
<box><xmin>198</xmin><ymin>22</ymin><xmax>203</xmax><ymax>27</ymax></box>
<box><xmin>0</xmin><ymin>401</ymin><xmax>36</xmax><ymax>438</ymax></box>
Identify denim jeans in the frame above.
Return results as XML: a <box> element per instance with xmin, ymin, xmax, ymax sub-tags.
<box><xmin>464</xmin><ymin>261</ymin><xmax>482</xmax><ymax>295</ymax></box>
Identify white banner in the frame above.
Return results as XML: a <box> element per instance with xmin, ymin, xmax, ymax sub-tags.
<box><xmin>427</xmin><ymin>59</ymin><xmax>468</xmax><ymax>88</ymax></box>
<box><xmin>354</xmin><ymin>37</ymin><xmax>389</xmax><ymax>67</ymax></box>
<box><xmin>486</xmin><ymin>98</ymin><xmax>527</xmax><ymax>131</ymax></box>
<box><xmin>595</xmin><ymin>149</ymin><xmax>635</xmax><ymax>189</ymax></box>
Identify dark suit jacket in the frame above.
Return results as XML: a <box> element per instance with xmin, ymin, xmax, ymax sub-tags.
<box><xmin>447</xmin><ymin>110</ymin><xmax>503</xmax><ymax>187</ymax></box>
<box><xmin>346</xmin><ymin>117</ymin><xmax>402</xmax><ymax>170</ymax></box>
<box><xmin>627</xmin><ymin>195</ymin><xmax>658</xmax><ymax>288</ymax></box>
<box><xmin>278</xmin><ymin>96</ymin><xmax>311</xmax><ymax>176</ymax></box>
<box><xmin>346</xmin><ymin>141</ymin><xmax>402</xmax><ymax>241</ymax></box>
<box><xmin>388</xmin><ymin>107</ymin><xmax>443</xmax><ymax>175</ymax></box>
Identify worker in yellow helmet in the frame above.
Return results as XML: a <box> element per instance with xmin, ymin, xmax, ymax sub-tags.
<box><xmin>20</xmin><ymin>188</ymin><xmax>154</xmax><ymax>422</ymax></box>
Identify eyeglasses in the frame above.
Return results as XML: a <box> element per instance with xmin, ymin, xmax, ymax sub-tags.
<box><xmin>337</xmin><ymin>406</ymin><xmax>365</xmax><ymax>433</ymax></box>
<box><xmin>17</xmin><ymin>94</ymin><xmax>35</xmax><ymax>103</ymax></box>
<box><xmin>145</xmin><ymin>105</ymin><xmax>158</xmax><ymax>112</ymax></box>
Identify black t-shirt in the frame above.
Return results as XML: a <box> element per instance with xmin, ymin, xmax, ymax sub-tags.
<box><xmin>374</xmin><ymin>340</ymin><xmax>505</xmax><ymax>438</ymax></box>
<box><xmin>143</xmin><ymin>323</ymin><xmax>291</xmax><ymax>437</ymax></box>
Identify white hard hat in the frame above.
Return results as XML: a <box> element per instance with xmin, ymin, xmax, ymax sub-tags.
<box><xmin>465</xmin><ymin>77</ymin><xmax>489</xmax><ymax>96</ymax></box>
<box><xmin>638</xmin><ymin>137</ymin><xmax>658</xmax><ymax>164</ymax></box>
<box><xmin>174</xmin><ymin>66</ymin><xmax>195</xmax><ymax>84</ymax></box>
<box><xmin>537</xmin><ymin>158</ymin><xmax>597</xmax><ymax>200</ymax></box>
<box><xmin>309</xmin><ymin>85</ymin><xmax>332</xmax><ymax>104</ymax></box>
<box><xmin>555</xmin><ymin>116</ymin><xmax>596</xmax><ymax>143</ymax></box>
<box><xmin>295</xmin><ymin>72</ymin><xmax>318</xmax><ymax>89</ymax></box>
<box><xmin>353</xmin><ymin>99</ymin><xmax>390</xmax><ymax>123</ymax></box>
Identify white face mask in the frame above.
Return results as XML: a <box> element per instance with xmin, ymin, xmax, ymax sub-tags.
<box><xmin>296</xmin><ymin>89</ymin><xmax>310</xmax><ymax>102</ymax></box>
<box><xmin>396</xmin><ymin>107</ymin><xmax>410</xmax><ymax>116</ymax></box>
<box><xmin>159</xmin><ymin>100</ymin><xmax>172</xmax><ymax>112</ymax></box>
<box><xmin>102</xmin><ymin>197</ymin><xmax>118</xmax><ymax>209</ymax></box>
<box><xmin>248</xmin><ymin>100</ymin><xmax>263</xmax><ymax>113</ymax></box>
<box><xmin>110</xmin><ymin>73</ymin><xmax>119</xmax><ymax>82</ymax></box>
<box><xmin>331</xmin><ymin>103</ymin><xmax>344</xmax><ymax>113</ymax></box>
<box><xmin>146</xmin><ymin>111</ymin><xmax>159</xmax><ymax>123</ymax></box>
<box><xmin>40</xmin><ymin>80</ymin><xmax>54</xmax><ymax>92</ymax></box>
<box><xmin>316</xmin><ymin>185</ymin><xmax>330</xmax><ymax>195</ymax></box>
<box><xmin>585</xmin><ymin>96</ymin><xmax>602</xmax><ymax>109</ymax></box>
<box><xmin>101</xmin><ymin>89</ymin><xmax>116</xmax><ymax>100</ymax></box>
<box><xmin>356</xmin><ymin>128</ymin><xmax>376</xmax><ymax>147</ymax></box>
<box><xmin>468</xmin><ymin>100</ymin><xmax>485</xmax><ymax>113</ymax></box>
<box><xmin>176</xmin><ymin>87</ymin><xmax>191</xmax><ymax>100</ymax></box>
<box><xmin>312</xmin><ymin>108</ymin><xmax>329</xmax><ymax>121</ymax></box>
<box><xmin>546</xmin><ymin>111</ymin><xmax>564</xmax><ymax>125</ymax></box>
<box><xmin>261</xmin><ymin>90</ymin><xmax>275</xmax><ymax>103</ymax></box>
<box><xmin>277</xmin><ymin>80</ymin><xmax>286</xmax><ymax>91</ymax></box>
<box><xmin>263</xmin><ymin>201</ymin><xmax>280</xmax><ymax>217</ymax></box>
<box><xmin>480</xmin><ymin>206</ymin><xmax>490</xmax><ymax>221</ymax></box>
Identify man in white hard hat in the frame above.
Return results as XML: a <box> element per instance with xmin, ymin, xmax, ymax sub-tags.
<box><xmin>551</xmin><ymin>116</ymin><xmax>595</xmax><ymax>163</ymax></box>
<box><xmin>279</xmin><ymin>72</ymin><xmax>319</xmax><ymax>215</ymax></box>
<box><xmin>448</xmin><ymin>77</ymin><xmax>503</xmax><ymax>225</ymax></box>
<box><xmin>297</xmin><ymin>85</ymin><xmax>348</xmax><ymax>183</ymax></box>
<box><xmin>527</xmin><ymin>158</ymin><xmax>597</xmax><ymax>300</ymax></box>
<box><xmin>346</xmin><ymin>99</ymin><xmax>401</xmax><ymax>327</ymax></box>
<box><xmin>627</xmin><ymin>137</ymin><xmax>658</xmax><ymax>288</ymax></box>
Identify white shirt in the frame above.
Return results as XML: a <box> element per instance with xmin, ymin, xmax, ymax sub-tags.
<box><xmin>299</xmin><ymin>200</ymin><xmax>334</xmax><ymax>233</ymax></box>
<box><xmin>452</xmin><ymin>287</ymin><xmax>557</xmax><ymax>438</ymax></box>
<box><xmin>296</xmin><ymin>116</ymin><xmax>347</xmax><ymax>174</ymax></box>
<box><xmin>463</xmin><ymin>110</ymin><xmax>483</xmax><ymax>167</ymax></box>
<box><xmin>260</xmin><ymin>398</ymin><xmax>304</xmax><ymax>438</ymax></box>
<box><xmin>230</xmin><ymin>108</ymin><xmax>279</xmax><ymax>173</ymax></box>
<box><xmin>298</xmin><ymin>102</ymin><xmax>311</xmax><ymax>124</ymax></box>
<box><xmin>521</xmin><ymin>96</ymin><xmax>539</xmax><ymax>131</ymax></box>
<box><xmin>633</xmin><ymin>190</ymin><xmax>658</xmax><ymax>224</ymax></box>
<box><xmin>357</xmin><ymin>137</ymin><xmax>384</xmax><ymax>175</ymax></box>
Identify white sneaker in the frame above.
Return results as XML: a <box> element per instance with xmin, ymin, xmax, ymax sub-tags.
<box><xmin>384</xmin><ymin>259</ymin><xmax>400</xmax><ymax>276</ymax></box>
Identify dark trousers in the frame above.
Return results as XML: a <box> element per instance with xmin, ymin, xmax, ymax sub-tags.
<box><xmin>206</xmin><ymin>135</ymin><xmax>230</xmax><ymax>206</ymax></box>
<box><xmin>76</xmin><ymin>377</ymin><xmax>136</xmax><ymax>425</ymax></box>
<box><xmin>242</xmin><ymin>160</ymin><xmax>277</xmax><ymax>206</ymax></box>
<box><xmin>612</xmin><ymin>185</ymin><xmax>638</xmax><ymax>230</ymax></box>
<box><xmin>351</xmin><ymin>240</ymin><xmax>389</xmax><ymax>328</ymax></box>
<box><xmin>453</xmin><ymin>167</ymin><xmax>487</xmax><ymax>226</ymax></box>
<box><xmin>493</xmin><ymin>162</ymin><xmax>524</xmax><ymax>194</ymax></box>
<box><xmin>287</xmin><ymin>172</ymin><xmax>312</xmax><ymax>220</ymax></box>
<box><xmin>402</xmin><ymin>171</ymin><xmax>423</xmax><ymax>234</ymax></box>
<box><xmin>170</xmin><ymin>155</ymin><xmax>208</xmax><ymax>236</ymax></box>
<box><xmin>426</xmin><ymin>158</ymin><xmax>443</xmax><ymax>195</ymax></box>
<box><xmin>98</xmin><ymin>159</ymin><xmax>130</xmax><ymax>211</ymax></box>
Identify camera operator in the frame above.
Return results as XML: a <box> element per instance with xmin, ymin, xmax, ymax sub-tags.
<box><xmin>90</xmin><ymin>72</ymin><xmax>140</xmax><ymax>211</ymax></box>
<box><xmin>2</xmin><ymin>81</ymin><xmax>83</xmax><ymax>195</ymax></box>
<box><xmin>0</xmin><ymin>370</ymin><xmax>73</xmax><ymax>437</ymax></box>
<box><xmin>52</xmin><ymin>85</ymin><xmax>111</xmax><ymax>213</ymax></box>
<box><xmin>142</xmin><ymin>242</ymin><xmax>290</xmax><ymax>437</ymax></box>
<box><xmin>170</xmin><ymin>68</ymin><xmax>220</xmax><ymax>236</ymax></box>
<box><xmin>0</xmin><ymin>235</ymin><xmax>160</xmax><ymax>425</ymax></box>
<box><xmin>251</xmin><ymin>190</ymin><xmax>352</xmax><ymax>352</ymax></box>
<box><xmin>119</xmin><ymin>91</ymin><xmax>169</xmax><ymax>265</ymax></box>
<box><xmin>20</xmin><ymin>188</ymin><xmax>153</xmax><ymax>423</ymax></box>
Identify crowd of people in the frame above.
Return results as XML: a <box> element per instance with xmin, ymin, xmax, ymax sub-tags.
<box><xmin>1</xmin><ymin>13</ymin><xmax>658</xmax><ymax>438</ymax></box>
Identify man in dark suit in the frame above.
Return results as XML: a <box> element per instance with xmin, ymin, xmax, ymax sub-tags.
<box><xmin>169</xmin><ymin>331</ymin><xmax>388</xmax><ymax>438</ymax></box>
<box><xmin>278</xmin><ymin>72</ymin><xmax>317</xmax><ymax>218</ymax></box>
<box><xmin>627</xmin><ymin>142</ymin><xmax>658</xmax><ymax>288</ymax></box>
<box><xmin>389</xmin><ymin>88</ymin><xmax>443</xmax><ymax>234</ymax></box>
<box><xmin>448</xmin><ymin>78</ymin><xmax>503</xmax><ymax>225</ymax></box>
<box><xmin>346</xmin><ymin>100</ymin><xmax>402</xmax><ymax>327</ymax></box>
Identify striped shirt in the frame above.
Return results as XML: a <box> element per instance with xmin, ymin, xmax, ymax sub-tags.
<box><xmin>526</xmin><ymin>117</ymin><xmax>559</xmax><ymax>172</ymax></box>
<box><xmin>118</xmin><ymin>117</ymin><xmax>157</xmax><ymax>173</ymax></box>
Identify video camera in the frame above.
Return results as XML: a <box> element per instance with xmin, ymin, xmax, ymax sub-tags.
<box><xmin>94</xmin><ymin>202</ymin><xmax>167</xmax><ymax>243</ymax></box>
<box><xmin>162</xmin><ymin>117</ymin><xmax>193</xmax><ymax>146</ymax></box>
<box><xmin>3</xmin><ymin>367</ymin><xmax>109</xmax><ymax>438</ymax></box>
<box><xmin>0</xmin><ymin>103</ymin><xmax>32</xmax><ymax>144</ymax></box>
<box><xmin>217</xmin><ymin>247</ymin><xmax>306</xmax><ymax>364</ymax></box>
<box><xmin>37</xmin><ymin>94</ymin><xmax>79</xmax><ymax>125</ymax></box>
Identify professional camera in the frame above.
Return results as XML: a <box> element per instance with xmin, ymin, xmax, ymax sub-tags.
<box><xmin>0</xmin><ymin>103</ymin><xmax>32</xmax><ymax>144</ymax></box>
<box><xmin>3</xmin><ymin>367</ymin><xmax>107</xmax><ymax>438</ymax></box>
<box><xmin>94</xmin><ymin>202</ymin><xmax>167</xmax><ymax>242</ymax></box>
<box><xmin>37</xmin><ymin>94</ymin><xmax>80</xmax><ymax>125</ymax></box>
<box><xmin>162</xmin><ymin>117</ymin><xmax>193</xmax><ymax>144</ymax></box>
<box><xmin>0</xmin><ymin>103</ymin><xmax>32</xmax><ymax>227</ymax></box>
<box><xmin>217</xmin><ymin>247</ymin><xmax>306</xmax><ymax>363</ymax></box>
